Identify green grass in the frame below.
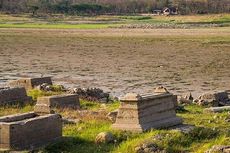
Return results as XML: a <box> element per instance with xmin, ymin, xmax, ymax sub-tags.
<box><xmin>0</xmin><ymin>23</ymin><xmax>120</xmax><ymax>29</ymax></box>
<box><xmin>0</xmin><ymin>95</ymin><xmax>229</xmax><ymax>153</ymax></box>
<box><xmin>27</xmin><ymin>89</ymin><xmax>63</xmax><ymax>100</ymax></box>
<box><xmin>0</xmin><ymin>13</ymin><xmax>229</xmax><ymax>29</ymax></box>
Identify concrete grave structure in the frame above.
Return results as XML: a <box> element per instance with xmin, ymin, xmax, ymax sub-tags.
<box><xmin>0</xmin><ymin>87</ymin><xmax>32</xmax><ymax>105</ymax></box>
<box><xmin>35</xmin><ymin>94</ymin><xmax>80</xmax><ymax>113</ymax></box>
<box><xmin>112</xmin><ymin>93</ymin><xmax>182</xmax><ymax>132</ymax></box>
<box><xmin>0</xmin><ymin>112</ymin><xmax>62</xmax><ymax>150</ymax></box>
<box><xmin>9</xmin><ymin>77</ymin><xmax>52</xmax><ymax>90</ymax></box>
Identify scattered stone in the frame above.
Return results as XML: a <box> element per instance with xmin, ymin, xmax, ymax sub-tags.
<box><xmin>0</xmin><ymin>87</ymin><xmax>32</xmax><ymax>105</ymax></box>
<box><xmin>153</xmin><ymin>86</ymin><xmax>169</xmax><ymax>94</ymax></box>
<box><xmin>204</xmin><ymin>106</ymin><xmax>230</xmax><ymax>113</ymax></box>
<box><xmin>95</xmin><ymin>132</ymin><xmax>114</xmax><ymax>144</ymax></box>
<box><xmin>205</xmin><ymin>145</ymin><xmax>230</xmax><ymax>153</ymax></box>
<box><xmin>112</xmin><ymin>92</ymin><xmax>182</xmax><ymax>132</ymax></box>
<box><xmin>135</xmin><ymin>142</ymin><xmax>166</xmax><ymax>153</ymax></box>
<box><xmin>106</xmin><ymin>109</ymin><xmax>118</xmax><ymax>123</ymax></box>
<box><xmin>69</xmin><ymin>87</ymin><xmax>110</xmax><ymax>103</ymax></box>
<box><xmin>37</xmin><ymin>83</ymin><xmax>65</xmax><ymax>92</ymax></box>
<box><xmin>9</xmin><ymin>77</ymin><xmax>52</xmax><ymax>90</ymax></box>
<box><xmin>194</xmin><ymin>91</ymin><xmax>230</xmax><ymax>107</ymax></box>
<box><xmin>178</xmin><ymin>93</ymin><xmax>193</xmax><ymax>105</ymax></box>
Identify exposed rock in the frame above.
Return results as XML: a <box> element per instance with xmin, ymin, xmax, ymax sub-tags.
<box><xmin>135</xmin><ymin>142</ymin><xmax>166</xmax><ymax>153</ymax></box>
<box><xmin>69</xmin><ymin>87</ymin><xmax>110</xmax><ymax>103</ymax></box>
<box><xmin>205</xmin><ymin>145</ymin><xmax>230</xmax><ymax>153</ymax></box>
<box><xmin>178</xmin><ymin>93</ymin><xmax>193</xmax><ymax>105</ymax></box>
<box><xmin>154</xmin><ymin>86</ymin><xmax>169</xmax><ymax>94</ymax></box>
<box><xmin>95</xmin><ymin>132</ymin><xmax>114</xmax><ymax>144</ymax></box>
<box><xmin>194</xmin><ymin>91</ymin><xmax>230</xmax><ymax>107</ymax></box>
<box><xmin>106</xmin><ymin>109</ymin><xmax>118</xmax><ymax>123</ymax></box>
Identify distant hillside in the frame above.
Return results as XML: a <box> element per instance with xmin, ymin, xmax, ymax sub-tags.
<box><xmin>0</xmin><ymin>0</ymin><xmax>229</xmax><ymax>15</ymax></box>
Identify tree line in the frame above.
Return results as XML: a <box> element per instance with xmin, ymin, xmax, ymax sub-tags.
<box><xmin>0</xmin><ymin>0</ymin><xmax>229</xmax><ymax>15</ymax></box>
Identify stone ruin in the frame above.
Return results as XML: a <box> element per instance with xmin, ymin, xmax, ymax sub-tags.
<box><xmin>8</xmin><ymin>77</ymin><xmax>52</xmax><ymax>90</ymax></box>
<box><xmin>112</xmin><ymin>92</ymin><xmax>182</xmax><ymax>132</ymax></box>
<box><xmin>34</xmin><ymin>94</ymin><xmax>80</xmax><ymax>113</ymax></box>
<box><xmin>0</xmin><ymin>87</ymin><xmax>32</xmax><ymax>105</ymax></box>
<box><xmin>0</xmin><ymin>112</ymin><xmax>62</xmax><ymax>150</ymax></box>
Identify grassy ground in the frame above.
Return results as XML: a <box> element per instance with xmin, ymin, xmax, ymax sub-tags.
<box><xmin>0</xmin><ymin>13</ymin><xmax>229</xmax><ymax>29</ymax></box>
<box><xmin>0</xmin><ymin>90</ymin><xmax>229</xmax><ymax>153</ymax></box>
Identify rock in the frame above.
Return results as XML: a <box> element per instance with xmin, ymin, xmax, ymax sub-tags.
<box><xmin>154</xmin><ymin>86</ymin><xmax>169</xmax><ymax>94</ymax></box>
<box><xmin>70</xmin><ymin>87</ymin><xmax>110</xmax><ymax>103</ymax></box>
<box><xmin>135</xmin><ymin>146</ymin><xmax>144</xmax><ymax>153</ymax></box>
<box><xmin>204</xmin><ymin>106</ymin><xmax>230</xmax><ymax>113</ymax></box>
<box><xmin>106</xmin><ymin>109</ymin><xmax>118</xmax><ymax>123</ymax></box>
<box><xmin>178</xmin><ymin>93</ymin><xmax>193</xmax><ymax>105</ymax></box>
<box><xmin>194</xmin><ymin>91</ymin><xmax>229</xmax><ymax>107</ymax></box>
<box><xmin>205</xmin><ymin>145</ymin><xmax>230</xmax><ymax>153</ymax></box>
<box><xmin>95</xmin><ymin>132</ymin><xmax>114</xmax><ymax>144</ymax></box>
<box><xmin>135</xmin><ymin>142</ymin><xmax>165</xmax><ymax>153</ymax></box>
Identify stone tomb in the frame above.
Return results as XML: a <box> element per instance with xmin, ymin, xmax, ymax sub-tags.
<box><xmin>0</xmin><ymin>112</ymin><xmax>62</xmax><ymax>150</ymax></box>
<box><xmin>0</xmin><ymin>87</ymin><xmax>32</xmax><ymax>105</ymax></box>
<box><xmin>35</xmin><ymin>94</ymin><xmax>80</xmax><ymax>113</ymax></box>
<box><xmin>9</xmin><ymin>77</ymin><xmax>52</xmax><ymax>90</ymax></box>
<box><xmin>112</xmin><ymin>93</ymin><xmax>182</xmax><ymax>132</ymax></box>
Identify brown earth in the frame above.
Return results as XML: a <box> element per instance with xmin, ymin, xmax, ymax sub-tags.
<box><xmin>0</xmin><ymin>28</ymin><xmax>230</xmax><ymax>97</ymax></box>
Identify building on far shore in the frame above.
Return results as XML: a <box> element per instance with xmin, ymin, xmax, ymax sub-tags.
<box><xmin>153</xmin><ymin>7</ymin><xmax>179</xmax><ymax>15</ymax></box>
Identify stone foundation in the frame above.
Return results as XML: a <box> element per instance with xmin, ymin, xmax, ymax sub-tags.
<box><xmin>0</xmin><ymin>112</ymin><xmax>62</xmax><ymax>150</ymax></box>
<box><xmin>35</xmin><ymin>94</ymin><xmax>80</xmax><ymax>113</ymax></box>
<box><xmin>9</xmin><ymin>77</ymin><xmax>52</xmax><ymax>90</ymax></box>
<box><xmin>0</xmin><ymin>87</ymin><xmax>32</xmax><ymax>105</ymax></box>
<box><xmin>112</xmin><ymin>93</ymin><xmax>182</xmax><ymax>132</ymax></box>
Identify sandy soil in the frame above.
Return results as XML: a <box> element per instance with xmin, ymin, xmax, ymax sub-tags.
<box><xmin>0</xmin><ymin>28</ymin><xmax>230</xmax><ymax>97</ymax></box>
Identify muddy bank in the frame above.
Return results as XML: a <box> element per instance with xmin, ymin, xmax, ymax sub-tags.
<box><xmin>0</xmin><ymin>28</ymin><xmax>230</xmax><ymax>97</ymax></box>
